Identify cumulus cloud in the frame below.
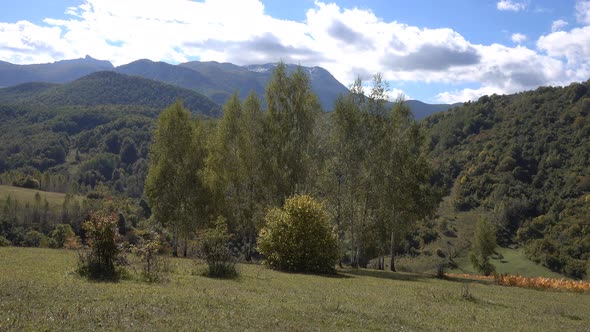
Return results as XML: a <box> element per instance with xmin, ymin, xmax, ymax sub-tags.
<box><xmin>0</xmin><ymin>20</ymin><xmax>69</xmax><ymax>63</ymax></box>
<box><xmin>537</xmin><ymin>26</ymin><xmax>590</xmax><ymax>82</ymax></box>
<box><xmin>511</xmin><ymin>33</ymin><xmax>527</xmax><ymax>43</ymax></box>
<box><xmin>388</xmin><ymin>88</ymin><xmax>411</xmax><ymax>101</ymax></box>
<box><xmin>327</xmin><ymin>20</ymin><xmax>373</xmax><ymax>48</ymax></box>
<box><xmin>0</xmin><ymin>0</ymin><xmax>588</xmax><ymax>104</ymax></box>
<box><xmin>382</xmin><ymin>44</ymin><xmax>481</xmax><ymax>71</ymax></box>
<box><xmin>576</xmin><ymin>0</ymin><xmax>590</xmax><ymax>24</ymax></box>
<box><xmin>497</xmin><ymin>0</ymin><xmax>527</xmax><ymax>12</ymax></box>
<box><xmin>436</xmin><ymin>86</ymin><xmax>504</xmax><ymax>104</ymax></box>
<box><xmin>551</xmin><ymin>19</ymin><xmax>568</xmax><ymax>32</ymax></box>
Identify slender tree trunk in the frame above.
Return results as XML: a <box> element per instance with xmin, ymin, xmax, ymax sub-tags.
<box><xmin>183</xmin><ymin>237</ymin><xmax>188</xmax><ymax>257</ymax></box>
<box><xmin>245</xmin><ymin>182</ymin><xmax>254</xmax><ymax>262</ymax></box>
<box><xmin>358</xmin><ymin>189</ymin><xmax>370</xmax><ymax>269</ymax></box>
<box><xmin>349</xmin><ymin>190</ymin><xmax>357</xmax><ymax>268</ymax></box>
<box><xmin>336</xmin><ymin>174</ymin><xmax>343</xmax><ymax>268</ymax></box>
<box><xmin>245</xmin><ymin>233</ymin><xmax>252</xmax><ymax>262</ymax></box>
<box><xmin>390</xmin><ymin>231</ymin><xmax>396</xmax><ymax>272</ymax></box>
<box><xmin>172</xmin><ymin>228</ymin><xmax>178</xmax><ymax>257</ymax></box>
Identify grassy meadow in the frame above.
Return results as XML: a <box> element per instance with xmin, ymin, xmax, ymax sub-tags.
<box><xmin>0</xmin><ymin>185</ymin><xmax>82</xmax><ymax>210</ymax></box>
<box><xmin>1</xmin><ymin>247</ymin><xmax>589</xmax><ymax>331</ymax></box>
<box><xmin>395</xmin><ymin>197</ymin><xmax>565</xmax><ymax>279</ymax></box>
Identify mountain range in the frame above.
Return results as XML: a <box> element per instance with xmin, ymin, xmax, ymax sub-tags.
<box><xmin>0</xmin><ymin>56</ymin><xmax>457</xmax><ymax>118</ymax></box>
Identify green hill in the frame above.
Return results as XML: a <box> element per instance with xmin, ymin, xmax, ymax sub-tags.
<box><xmin>423</xmin><ymin>80</ymin><xmax>590</xmax><ymax>278</ymax></box>
<box><xmin>0</xmin><ymin>71</ymin><xmax>220</xmax><ymax>178</ymax></box>
<box><xmin>0</xmin><ymin>71</ymin><xmax>220</xmax><ymax>117</ymax></box>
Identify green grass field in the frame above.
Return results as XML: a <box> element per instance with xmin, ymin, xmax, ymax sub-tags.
<box><xmin>0</xmin><ymin>185</ymin><xmax>74</xmax><ymax>210</ymax></box>
<box><xmin>1</xmin><ymin>247</ymin><xmax>589</xmax><ymax>331</ymax></box>
<box><xmin>451</xmin><ymin>247</ymin><xmax>566</xmax><ymax>279</ymax></box>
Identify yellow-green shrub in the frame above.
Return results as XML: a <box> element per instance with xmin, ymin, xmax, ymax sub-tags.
<box><xmin>257</xmin><ymin>195</ymin><xmax>338</xmax><ymax>273</ymax></box>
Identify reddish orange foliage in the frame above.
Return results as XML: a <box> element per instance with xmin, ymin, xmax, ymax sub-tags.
<box><xmin>445</xmin><ymin>273</ymin><xmax>590</xmax><ymax>292</ymax></box>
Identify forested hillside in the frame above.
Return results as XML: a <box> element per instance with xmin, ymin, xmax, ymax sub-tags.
<box><xmin>424</xmin><ymin>80</ymin><xmax>590</xmax><ymax>278</ymax></box>
<box><xmin>0</xmin><ymin>71</ymin><xmax>220</xmax><ymax>116</ymax></box>
<box><xmin>0</xmin><ymin>71</ymin><xmax>221</xmax><ymax>200</ymax></box>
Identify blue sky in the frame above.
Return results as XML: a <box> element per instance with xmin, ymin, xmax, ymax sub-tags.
<box><xmin>1</xmin><ymin>0</ymin><xmax>589</xmax><ymax>103</ymax></box>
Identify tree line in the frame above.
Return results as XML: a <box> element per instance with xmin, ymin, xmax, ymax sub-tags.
<box><xmin>146</xmin><ymin>63</ymin><xmax>438</xmax><ymax>270</ymax></box>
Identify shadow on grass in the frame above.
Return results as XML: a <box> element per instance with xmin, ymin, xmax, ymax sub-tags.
<box><xmin>275</xmin><ymin>269</ymin><xmax>354</xmax><ymax>279</ymax></box>
<box><xmin>443</xmin><ymin>275</ymin><xmax>495</xmax><ymax>286</ymax></box>
<box><xmin>340</xmin><ymin>268</ymin><xmax>431</xmax><ymax>282</ymax></box>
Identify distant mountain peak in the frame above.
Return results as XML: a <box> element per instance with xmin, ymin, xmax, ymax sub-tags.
<box><xmin>53</xmin><ymin>56</ymin><xmax>113</xmax><ymax>68</ymax></box>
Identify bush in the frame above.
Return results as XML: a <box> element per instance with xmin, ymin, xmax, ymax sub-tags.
<box><xmin>50</xmin><ymin>224</ymin><xmax>76</xmax><ymax>248</ymax></box>
<box><xmin>23</xmin><ymin>230</ymin><xmax>50</xmax><ymax>247</ymax></box>
<box><xmin>13</xmin><ymin>176</ymin><xmax>40</xmax><ymax>189</ymax></box>
<box><xmin>131</xmin><ymin>230</ymin><xmax>163</xmax><ymax>282</ymax></box>
<box><xmin>64</xmin><ymin>235</ymin><xmax>82</xmax><ymax>250</ymax></box>
<box><xmin>0</xmin><ymin>235</ymin><xmax>11</xmax><ymax>247</ymax></box>
<box><xmin>436</xmin><ymin>261</ymin><xmax>447</xmax><ymax>279</ymax></box>
<box><xmin>563</xmin><ymin>259</ymin><xmax>588</xmax><ymax>280</ymax></box>
<box><xmin>469</xmin><ymin>218</ymin><xmax>497</xmax><ymax>276</ymax></box>
<box><xmin>197</xmin><ymin>217</ymin><xmax>237</xmax><ymax>278</ymax></box>
<box><xmin>77</xmin><ymin>210</ymin><xmax>125</xmax><ymax>280</ymax></box>
<box><xmin>257</xmin><ymin>194</ymin><xmax>338</xmax><ymax>274</ymax></box>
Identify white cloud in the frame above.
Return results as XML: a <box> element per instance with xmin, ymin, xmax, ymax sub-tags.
<box><xmin>0</xmin><ymin>0</ymin><xmax>588</xmax><ymax>104</ymax></box>
<box><xmin>576</xmin><ymin>0</ymin><xmax>590</xmax><ymax>24</ymax></box>
<box><xmin>436</xmin><ymin>86</ymin><xmax>504</xmax><ymax>104</ymax></box>
<box><xmin>0</xmin><ymin>20</ymin><xmax>71</xmax><ymax>64</ymax></box>
<box><xmin>537</xmin><ymin>26</ymin><xmax>590</xmax><ymax>82</ymax></box>
<box><xmin>497</xmin><ymin>0</ymin><xmax>527</xmax><ymax>12</ymax></box>
<box><xmin>388</xmin><ymin>88</ymin><xmax>411</xmax><ymax>101</ymax></box>
<box><xmin>551</xmin><ymin>19</ymin><xmax>568</xmax><ymax>32</ymax></box>
<box><xmin>511</xmin><ymin>33</ymin><xmax>527</xmax><ymax>43</ymax></box>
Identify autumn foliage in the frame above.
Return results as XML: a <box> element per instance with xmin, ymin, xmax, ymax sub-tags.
<box><xmin>77</xmin><ymin>210</ymin><xmax>125</xmax><ymax>280</ymax></box>
<box><xmin>446</xmin><ymin>273</ymin><xmax>590</xmax><ymax>292</ymax></box>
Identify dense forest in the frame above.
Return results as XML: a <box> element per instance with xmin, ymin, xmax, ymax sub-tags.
<box><xmin>0</xmin><ymin>63</ymin><xmax>588</xmax><ymax>278</ymax></box>
<box><xmin>425</xmin><ymin>81</ymin><xmax>590</xmax><ymax>278</ymax></box>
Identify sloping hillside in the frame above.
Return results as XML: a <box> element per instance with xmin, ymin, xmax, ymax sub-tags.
<box><xmin>0</xmin><ymin>71</ymin><xmax>221</xmax><ymax>117</ymax></box>
<box><xmin>424</xmin><ymin>80</ymin><xmax>590</xmax><ymax>278</ymax></box>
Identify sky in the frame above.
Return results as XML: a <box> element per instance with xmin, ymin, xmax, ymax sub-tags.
<box><xmin>0</xmin><ymin>0</ymin><xmax>589</xmax><ymax>103</ymax></box>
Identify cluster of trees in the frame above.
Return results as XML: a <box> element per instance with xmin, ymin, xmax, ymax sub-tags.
<box><xmin>0</xmin><ymin>192</ymin><xmax>82</xmax><ymax>244</ymax></box>
<box><xmin>0</xmin><ymin>105</ymin><xmax>156</xmax><ymax>198</ymax></box>
<box><xmin>424</xmin><ymin>81</ymin><xmax>590</xmax><ymax>278</ymax></box>
<box><xmin>0</xmin><ymin>184</ymin><xmax>150</xmax><ymax>253</ymax></box>
<box><xmin>146</xmin><ymin>63</ymin><xmax>438</xmax><ymax>270</ymax></box>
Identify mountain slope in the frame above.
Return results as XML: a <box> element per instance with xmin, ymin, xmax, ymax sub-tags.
<box><xmin>115</xmin><ymin>59</ymin><xmax>217</xmax><ymax>93</ymax></box>
<box><xmin>118</xmin><ymin>60</ymin><xmax>454</xmax><ymax>116</ymax></box>
<box><xmin>406</xmin><ymin>100</ymin><xmax>462</xmax><ymax>120</ymax></box>
<box><xmin>424</xmin><ymin>80</ymin><xmax>590</xmax><ymax>278</ymax></box>
<box><xmin>0</xmin><ymin>56</ymin><xmax>114</xmax><ymax>87</ymax></box>
<box><xmin>0</xmin><ymin>71</ymin><xmax>220</xmax><ymax>116</ymax></box>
